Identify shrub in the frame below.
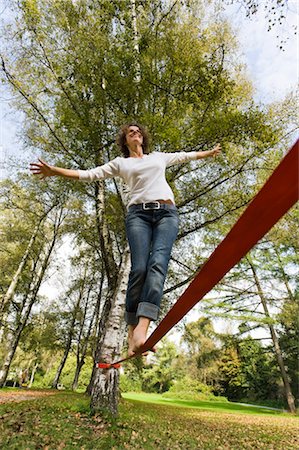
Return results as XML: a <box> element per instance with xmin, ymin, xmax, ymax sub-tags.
<box><xmin>120</xmin><ymin>374</ymin><xmax>142</xmax><ymax>393</ymax></box>
<box><xmin>161</xmin><ymin>376</ymin><xmax>228</xmax><ymax>402</ymax></box>
<box><xmin>32</xmin><ymin>355</ymin><xmax>93</xmax><ymax>391</ymax></box>
<box><xmin>162</xmin><ymin>391</ymin><xmax>228</xmax><ymax>402</ymax></box>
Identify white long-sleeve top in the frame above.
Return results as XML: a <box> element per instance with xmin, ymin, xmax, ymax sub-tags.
<box><xmin>78</xmin><ymin>151</ymin><xmax>198</xmax><ymax>207</ymax></box>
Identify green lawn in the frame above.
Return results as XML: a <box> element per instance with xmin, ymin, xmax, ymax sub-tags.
<box><xmin>123</xmin><ymin>392</ymin><xmax>288</xmax><ymax>416</ymax></box>
<box><xmin>0</xmin><ymin>389</ymin><xmax>298</xmax><ymax>449</ymax></box>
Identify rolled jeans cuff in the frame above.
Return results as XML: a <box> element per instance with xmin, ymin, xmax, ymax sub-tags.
<box><xmin>137</xmin><ymin>302</ymin><xmax>159</xmax><ymax>321</ymax></box>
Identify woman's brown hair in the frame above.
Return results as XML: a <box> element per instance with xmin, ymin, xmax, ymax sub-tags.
<box><xmin>116</xmin><ymin>122</ymin><xmax>150</xmax><ymax>158</ymax></box>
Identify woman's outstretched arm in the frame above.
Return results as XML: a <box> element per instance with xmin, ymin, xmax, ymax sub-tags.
<box><xmin>196</xmin><ymin>143</ymin><xmax>221</xmax><ymax>159</ymax></box>
<box><xmin>30</xmin><ymin>158</ymin><xmax>80</xmax><ymax>180</ymax></box>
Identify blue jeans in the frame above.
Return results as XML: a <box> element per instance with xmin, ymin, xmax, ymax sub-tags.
<box><xmin>125</xmin><ymin>204</ymin><xmax>179</xmax><ymax>325</ymax></box>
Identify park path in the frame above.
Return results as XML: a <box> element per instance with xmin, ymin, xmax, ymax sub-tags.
<box><xmin>0</xmin><ymin>389</ymin><xmax>59</xmax><ymax>404</ymax></box>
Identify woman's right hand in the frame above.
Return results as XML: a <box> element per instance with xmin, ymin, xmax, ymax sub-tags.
<box><xmin>29</xmin><ymin>158</ymin><xmax>55</xmax><ymax>179</ymax></box>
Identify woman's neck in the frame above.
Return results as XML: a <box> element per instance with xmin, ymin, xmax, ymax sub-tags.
<box><xmin>129</xmin><ymin>145</ymin><xmax>144</xmax><ymax>158</ymax></box>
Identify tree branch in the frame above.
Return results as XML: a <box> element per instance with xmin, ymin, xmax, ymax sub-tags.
<box><xmin>1</xmin><ymin>56</ymin><xmax>81</xmax><ymax>166</ymax></box>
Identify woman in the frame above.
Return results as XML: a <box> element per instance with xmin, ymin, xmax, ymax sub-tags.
<box><xmin>30</xmin><ymin>123</ymin><xmax>221</xmax><ymax>356</ymax></box>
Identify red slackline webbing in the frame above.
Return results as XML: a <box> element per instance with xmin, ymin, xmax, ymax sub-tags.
<box><xmin>100</xmin><ymin>140</ymin><xmax>298</xmax><ymax>368</ymax></box>
<box><xmin>141</xmin><ymin>140</ymin><xmax>299</xmax><ymax>352</ymax></box>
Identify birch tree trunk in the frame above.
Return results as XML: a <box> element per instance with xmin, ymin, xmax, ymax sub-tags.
<box><xmin>86</xmin><ymin>170</ymin><xmax>131</xmax><ymax>388</ymax></box>
<box><xmin>51</xmin><ymin>335</ymin><xmax>72</xmax><ymax>389</ymax></box>
<box><xmin>87</xmin><ymin>177</ymin><xmax>132</xmax><ymax>402</ymax></box>
<box><xmin>90</xmin><ymin>247</ymin><xmax>130</xmax><ymax>416</ymax></box>
<box><xmin>86</xmin><ymin>274</ymin><xmax>104</xmax><ymax>395</ymax></box>
<box><xmin>95</xmin><ymin>181</ymin><xmax>118</xmax><ymax>289</ymax></box>
<box><xmin>272</xmin><ymin>244</ymin><xmax>295</xmax><ymax>301</ymax></box>
<box><xmin>72</xmin><ymin>286</ymin><xmax>94</xmax><ymax>391</ymax></box>
<box><xmin>28</xmin><ymin>362</ymin><xmax>39</xmax><ymax>388</ymax></box>
<box><xmin>90</xmin><ymin>273</ymin><xmax>105</xmax><ymax>357</ymax></box>
<box><xmin>0</xmin><ymin>222</ymin><xmax>40</xmax><ymax>326</ymax></box>
<box><xmin>247</xmin><ymin>258</ymin><xmax>296</xmax><ymax>413</ymax></box>
<box><xmin>52</xmin><ymin>270</ymin><xmax>87</xmax><ymax>389</ymax></box>
<box><xmin>88</xmin><ymin>0</ymin><xmax>141</xmax><ymax>416</ymax></box>
<box><xmin>0</xmin><ymin>311</ymin><xmax>9</xmax><ymax>346</ymax></box>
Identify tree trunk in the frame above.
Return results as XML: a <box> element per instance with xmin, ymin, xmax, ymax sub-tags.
<box><xmin>52</xmin><ymin>272</ymin><xmax>86</xmax><ymax>389</ymax></box>
<box><xmin>72</xmin><ymin>360</ymin><xmax>84</xmax><ymax>391</ymax></box>
<box><xmin>90</xmin><ymin>272</ymin><xmax>105</xmax><ymax>358</ymax></box>
<box><xmin>86</xmin><ymin>275</ymin><xmax>105</xmax><ymax>395</ymax></box>
<box><xmin>272</xmin><ymin>244</ymin><xmax>295</xmax><ymax>301</ymax></box>
<box><xmin>86</xmin><ymin>175</ymin><xmax>123</xmax><ymax>396</ymax></box>
<box><xmin>130</xmin><ymin>0</ymin><xmax>141</xmax><ymax>98</ymax></box>
<box><xmin>90</xmin><ymin>248</ymin><xmax>130</xmax><ymax>416</ymax></box>
<box><xmin>248</xmin><ymin>258</ymin><xmax>296</xmax><ymax>413</ymax></box>
<box><xmin>0</xmin><ymin>311</ymin><xmax>9</xmax><ymax>347</ymax></box>
<box><xmin>86</xmin><ymin>292</ymin><xmax>112</xmax><ymax>396</ymax></box>
<box><xmin>88</xmin><ymin>0</ymin><xmax>140</xmax><ymax>414</ymax></box>
<box><xmin>0</xmin><ymin>222</ymin><xmax>39</xmax><ymax>319</ymax></box>
<box><xmin>71</xmin><ymin>286</ymin><xmax>93</xmax><ymax>390</ymax></box>
<box><xmin>95</xmin><ymin>181</ymin><xmax>118</xmax><ymax>288</ymax></box>
<box><xmin>51</xmin><ymin>338</ymin><xmax>72</xmax><ymax>389</ymax></box>
<box><xmin>28</xmin><ymin>362</ymin><xmax>39</xmax><ymax>388</ymax></box>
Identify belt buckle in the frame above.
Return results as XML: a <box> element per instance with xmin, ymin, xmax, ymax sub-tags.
<box><xmin>143</xmin><ymin>201</ymin><xmax>160</xmax><ymax>210</ymax></box>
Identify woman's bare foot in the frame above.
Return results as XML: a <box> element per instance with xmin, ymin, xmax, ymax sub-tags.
<box><xmin>132</xmin><ymin>324</ymin><xmax>148</xmax><ymax>353</ymax></box>
<box><xmin>127</xmin><ymin>325</ymin><xmax>136</xmax><ymax>357</ymax></box>
<box><xmin>130</xmin><ymin>317</ymin><xmax>157</xmax><ymax>355</ymax></box>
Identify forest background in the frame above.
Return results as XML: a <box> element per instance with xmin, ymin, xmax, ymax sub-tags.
<box><xmin>0</xmin><ymin>0</ymin><xmax>298</xmax><ymax>416</ymax></box>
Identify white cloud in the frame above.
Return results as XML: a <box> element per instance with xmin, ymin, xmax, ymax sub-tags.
<box><xmin>223</xmin><ymin>2</ymin><xmax>298</xmax><ymax>103</ymax></box>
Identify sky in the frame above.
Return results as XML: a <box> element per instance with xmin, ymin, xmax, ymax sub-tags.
<box><xmin>223</xmin><ymin>1</ymin><xmax>298</xmax><ymax>105</ymax></box>
<box><xmin>0</xmin><ymin>1</ymin><xmax>298</xmax><ymax>340</ymax></box>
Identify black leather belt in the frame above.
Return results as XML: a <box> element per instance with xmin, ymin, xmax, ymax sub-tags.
<box><xmin>129</xmin><ymin>201</ymin><xmax>176</xmax><ymax>211</ymax></box>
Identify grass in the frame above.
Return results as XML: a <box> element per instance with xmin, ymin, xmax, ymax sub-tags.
<box><xmin>123</xmin><ymin>392</ymin><xmax>289</xmax><ymax>416</ymax></box>
<box><xmin>0</xmin><ymin>389</ymin><xmax>298</xmax><ymax>449</ymax></box>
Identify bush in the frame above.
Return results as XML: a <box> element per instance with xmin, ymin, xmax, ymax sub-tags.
<box><xmin>32</xmin><ymin>355</ymin><xmax>93</xmax><ymax>391</ymax></box>
<box><xmin>166</xmin><ymin>377</ymin><xmax>213</xmax><ymax>394</ymax></box>
<box><xmin>161</xmin><ymin>376</ymin><xmax>228</xmax><ymax>402</ymax></box>
<box><xmin>162</xmin><ymin>391</ymin><xmax>228</xmax><ymax>402</ymax></box>
<box><xmin>120</xmin><ymin>374</ymin><xmax>142</xmax><ymax>393</ymax></box>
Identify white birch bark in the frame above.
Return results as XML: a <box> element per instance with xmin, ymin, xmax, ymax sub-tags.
<box><xmin>95</xmin><ymin>181</ymin><xmax>118</xmax><ymax>287</ymax></box>
<box><xmin>131</xmin><ymin>0</ymin><xmax>141</xmax><ymax>84</ymax></box>
<box><xmin>52</xmin><ymin>266</ymin><xmax>87</xmax><ymax>388</ymax></box>
<box><xmin>90</xmin><ymin>247</ymin><xmax>130</xmax><ymax>415</ymax></box>
<box><xmin>72</xmin><ymin>286</ymin><xmax>95</xmax><ymax>391</ymax></box>
<box><xmin>0</xmin><ymin>222</ymin><xmax>40</xmax><ymax>319</ymax></box>
<box><xmin>28</xmin><ymin>362</ymin><xmax>39</xmax><ymax>388</ymax></box>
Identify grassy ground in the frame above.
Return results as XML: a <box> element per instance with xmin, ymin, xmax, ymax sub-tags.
<box><xmin>0</xmin><ymin>389</ymin><xmax>298</xmax><ymax>449</ymax></box>
<box><xmin>122</xmin><ymin>392</ymin><xmax>287</xmax><ymax>415</ymax></box>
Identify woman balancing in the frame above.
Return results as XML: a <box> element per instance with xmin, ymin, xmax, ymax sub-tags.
<box><xmin>30</xmin><ymin>123</ymin><xmax>221</xmax><ymax>356</ymax></box>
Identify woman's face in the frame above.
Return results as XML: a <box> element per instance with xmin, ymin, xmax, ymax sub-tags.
<box><xmin>126</xmin><ymin>126</ymin><xmax>143</xmax><ymax>149</ymax></box>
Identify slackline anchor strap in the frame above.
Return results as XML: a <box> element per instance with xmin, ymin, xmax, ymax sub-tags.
<box><xmin>97</xmin><ymin>362</ymin><xmax>121</xmax><ymax>369</ymax></box>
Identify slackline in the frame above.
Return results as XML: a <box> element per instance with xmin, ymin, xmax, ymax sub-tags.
<box><xmin>98</xmin><ymin>140</ymin><xmax>299</xmax><ymax>369</ymax></box>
